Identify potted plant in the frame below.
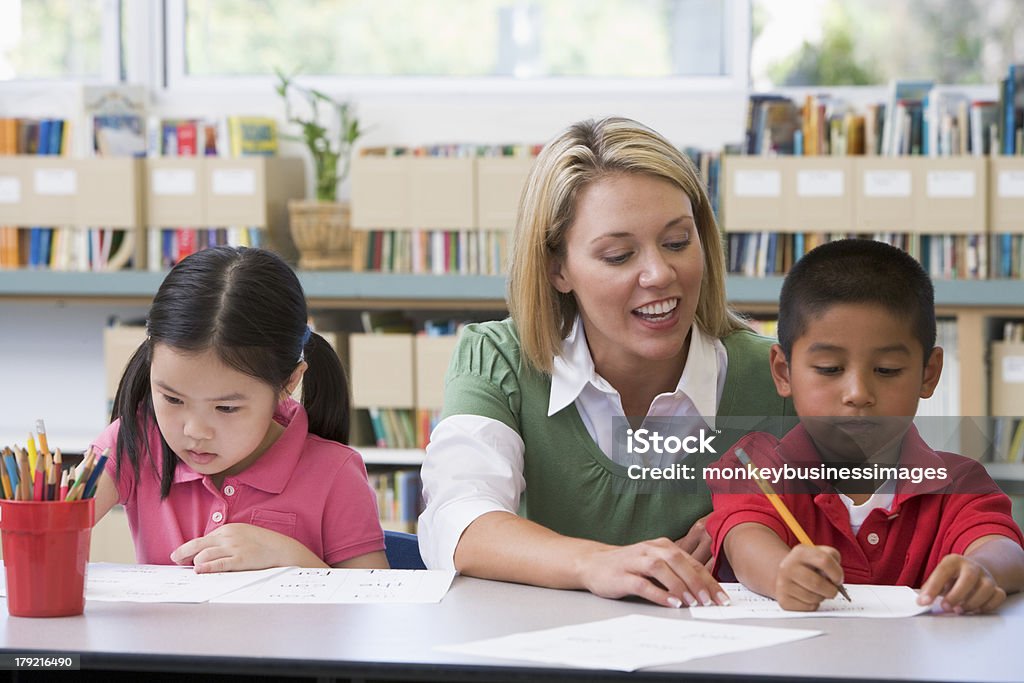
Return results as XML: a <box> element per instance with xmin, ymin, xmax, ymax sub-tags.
<box><xmin>275</xmin><ymin>67</ymin><xmax>363</xmax><ymax>269</ymax></box>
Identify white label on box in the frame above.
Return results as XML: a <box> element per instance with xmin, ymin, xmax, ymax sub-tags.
<box><xmin>1003</xmin><ymin>356</ymin><xmax>1024</xmax><ymax>383</ymax></box>
<box><xmin>863</xmin><ymin>170</ymin><xmax>912</xmax><ymax>197</ymax></box>
<box><xmin>152</xmin><ymin>169</ymin><xmax>197</xmax><ymax>195</ymax></box>
<box><xmin>796</xmin><ymin>169</ymin><xmax>844</xmax><ymax>197</ymax></box>
<box><xmin>34</xmin><ymin>168</ymin><xmax>77</xmax><ymax>195</ymax></box>
<box><xmin>997</xmin><ymin>170</ymin><xmax>1024</xmax><ymax>198</ymax></box>
<box><xmin>733</xmin><ymin>170</ymin><xmax>781</xmax><ymax>197</ymax></box>
<box><xmin>926</xmin><ymin>170</ymin><xmax>976</xmax><ymax>198</ymax></box>
<box><xmin>211</xmin><ymin>168</ymin><xmax>256</xmax><ymax>196</ymax></box>
<box><xmin>0</xmin><ymin>177</ymin><xmax>20</xmax><ymax>203</ymax></box>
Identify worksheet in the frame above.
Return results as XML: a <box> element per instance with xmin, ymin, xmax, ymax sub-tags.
<box><xmin>211</xmin><ymin>567</ymin><xmax>457</xmax><ymax>604</ymax></box>
<box><xmin>438</xmin><ymin>615</ymin><xmax>821</xmax><ymax>671</ymax></box>
<box><xmin>690</xmin><ymin>583</ymin><xmax>931</xmax><ymax>619</ymax></box>
<box><xmin>0</xmin><ymin>563</ymin><xmax>291</xmax><ymax>603</ymax></box>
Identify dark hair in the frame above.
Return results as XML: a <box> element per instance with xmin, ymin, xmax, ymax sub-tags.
<box><xmin>110</xmin><ymin>247</ymin><xmax>349</xmax><ymax>497</ymax></box>
<box><xmin>777</xmin><ymin>239</ymin><xmax>936</xmax><ymax>362</ymax></box>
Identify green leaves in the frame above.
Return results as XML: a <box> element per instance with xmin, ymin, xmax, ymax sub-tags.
<box><xmin>274</xmin><ymin>68</ymin><xmax>362</xmax><ymax>202</ymax></box>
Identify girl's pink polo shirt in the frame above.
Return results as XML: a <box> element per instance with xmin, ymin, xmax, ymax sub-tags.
<box><xmin>94</xmin><ymin>398</ymin><xmax>384</xmax><ymax>566</ymax></box>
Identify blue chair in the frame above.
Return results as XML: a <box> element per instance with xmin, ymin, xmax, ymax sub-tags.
<box><xmin>384</xmin><ymin>530</ymin><xmax>427</xmax><ymax>570</ymax></box>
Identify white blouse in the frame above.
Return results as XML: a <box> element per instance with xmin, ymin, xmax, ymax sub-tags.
<box><xmin>417</xmin><ymin>320</ymin><xmax>728</xmax><ymax>570</ymax></box>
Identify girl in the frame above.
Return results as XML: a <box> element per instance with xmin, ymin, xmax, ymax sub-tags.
<box><xmin>92</xmin><ymin>246</ymin><xmax>388</xmax><ymax>572</ymax></box>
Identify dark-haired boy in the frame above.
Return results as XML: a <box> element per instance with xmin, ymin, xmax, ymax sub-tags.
<box><xmin>708</xmin><ymin>239</ymin><xmax>1024</xmax><ymax>612</ymax></box>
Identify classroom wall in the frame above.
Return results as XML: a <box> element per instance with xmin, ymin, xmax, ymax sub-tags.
<box><xmin>0</xmin><ymin>303</ymin><xmax>148</xmax><ymax>446</ymax></box>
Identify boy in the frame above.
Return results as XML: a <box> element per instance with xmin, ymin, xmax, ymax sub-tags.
<box><xmin>707</xmin><ymin>239</ymin><xmax>1024</xmax><ymax>613</ymax></box>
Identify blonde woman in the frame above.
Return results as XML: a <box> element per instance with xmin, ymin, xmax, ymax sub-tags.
<box><xmin>419</xmin><ymin>117</ymin><xmax>792</xmax><ymax>607</ymax></box>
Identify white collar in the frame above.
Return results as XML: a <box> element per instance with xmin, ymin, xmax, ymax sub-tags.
<box><xmin>548</xmin><ymin>317</ymin><xmax>720</xmax><ymax>418</ymax></box>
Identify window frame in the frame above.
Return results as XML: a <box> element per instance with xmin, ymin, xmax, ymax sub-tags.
<box><xmin>161</xmin><ymin>0</ymin><xmax>752</xmax><ymax>96</ymax></box>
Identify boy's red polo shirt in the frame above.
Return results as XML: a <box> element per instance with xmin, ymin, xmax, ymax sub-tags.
<box><xmin>707</xmin><ymin>425</ymin><xmax>1024</xmax><ymax>587</ymax></box>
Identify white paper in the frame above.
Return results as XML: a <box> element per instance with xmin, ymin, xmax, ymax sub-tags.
<box><xmin>997</xmin><ymin>170</ymin><xmax>1024</xmax><ymax>198</ymax></box>
<box><xmin>926</xmin><ymin>170</ymin><xmax>976</xmax><ymax>198</ymax></box>
<box><xmin>689</xmin><ymin>583</ymin><xmax>930</xmax><ymax>619</ymax></box>
<box><xmin>84</xmin><ymin>563</ymin><xmax>292</xmax><ymax>603</ymax></box>
<box><xmin>796</xmin><ymin>169</ymin><xmax>844</xmax><ymax>197</ymax></box>
<box><xmin>1003</xmin><ymin>356</ymin><xmax>1024</xmax><ymax>383</ymax></box>
<box><xmin>733</xmin><ymin>170</ymin><xmax>781</xmax><ymax>197</ymax></box>
<box><xmin>438</xmin><ymin>615</ymin><xmax>820</xmax><ymax>672</ymax></box>
<box><xmin>211</xmin><ymin>567</ymin><xmax>456</xmax><ymax>604</ymax></box>
<box><xmin>211</xmin><ymin>168</ymin><xmax>256</xmax><ymax>196</ymax></box>
<box><xmin>863</xmin><ymin>170</ymin><xmax>912</xmax><ymax>197</ymax></box>
<box><xmin>152</xmin><ymin>168</ymin><xmax>197</xmax><ymax>195</ymax></box>
<box><xmin>34</xmin><ymin>168</ymin><xmax>77</xmax><ymax>195</ymax></box>
<box><xmin>0</xmin><ymin>177</ymin><xmax>20</xmax><ymax>203</ymax></box>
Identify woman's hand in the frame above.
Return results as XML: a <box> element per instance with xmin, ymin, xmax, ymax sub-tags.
<box><xmin>170</xmin><ymin>523</ymin><xmax>324</xmax><ymax>573</ymax></box>
<box><xmin>575</xmin><ymin>537</ymin><xmax>728</xmax><ymax>608</ymax></box>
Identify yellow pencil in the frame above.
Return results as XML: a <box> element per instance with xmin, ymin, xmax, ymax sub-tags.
<box><xmin>25</xmin><ymin>434</ymin><xmax>38</xmax><ymax>481</ymax></box>
<box><xmin>735</xmin><ymin>448</ymin><xmax>852</xmax><ymax>602</ymax></box>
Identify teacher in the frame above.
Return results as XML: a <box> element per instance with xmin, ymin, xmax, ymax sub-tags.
<box><xmin>419</xmin><ymin>117</ymin><xmax>792</xmax><ymax>607</ymax></box>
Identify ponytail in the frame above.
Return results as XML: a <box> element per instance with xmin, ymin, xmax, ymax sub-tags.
<box><xmin>110</xmin><ymin>339</ymin><xmax>177</xmax><ymax>496</ymax></box>
<box><xmin>299</xmin><ymin>331</ymin><xmax>350</xmax><ymax>444</ymax></box>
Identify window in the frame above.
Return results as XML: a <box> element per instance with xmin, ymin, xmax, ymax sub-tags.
<box><xmin>0</xmin><ymin>0</ymin><xmax>120</xmax><ymax>81</ymax></box>
<box><xmin>172</xmin><ymin>0</ymin><xmax>744</xmax><ymax>85</ymax></box>
<box><xmin>752</xmin><ymin>0</ymin><xmax>1024</xmax><ymax>88</ymax></box>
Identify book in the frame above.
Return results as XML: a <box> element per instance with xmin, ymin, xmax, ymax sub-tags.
<box><xmin>880</xmin><ymin>79</ymin><xmax>933</xmax><ymax>156</ymax></box>
<box><xmin>227</xmin><ymin>116</ymin><xmax>278</xmax><ymax>157</ymax></box>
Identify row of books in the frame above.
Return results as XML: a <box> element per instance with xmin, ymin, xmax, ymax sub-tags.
<box><xmin>1001</xmin><ymin>321</ymin><xmax>1024</xmax><ymax>343</ymax></box>
<box><xmin>148</xmin><ymin>116</ymin><xmax>278</xmax><ymax>159</ymax></box>
<box><xmin>2</xmin><ymin>227</ymin><xmax>134</xmax><ymax>272</ymax></box>
<box><xmin>365</xmin><ymin>408</ymin><xmax>441</xmax><ymax>450</ymax></box>
<box><xmin>742</xmin><ymin>83</ymin><xmax>1006</xmax><ymax>159</ymax></box>
<box><xmin>991</xmin><ymin>418</ymin><xmax>1024</xmax><ymax>463</ymax></box>
<box><xmin>351</xmin><ymin>229</ymin><xmax>510</xmax><ymax>275</ymax></box>
<box><xmin>724</xmin><ymin>232</ymin><xmax>1021</xmax><ymax>281</ymax></box>
<box><xmin>367</xmin><ymin>467</ymin><xmax>422</xmax><ymax>533</ymax></box>
<box><xmin>145</xmin><ymin>227</ymin><xmax>266</xmax><ymax>271</ymax></box>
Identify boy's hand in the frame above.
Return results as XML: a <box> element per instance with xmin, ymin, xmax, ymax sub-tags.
<box><xmin>775</xmin><ymin>544</ymin><xmax>844</xmax><ymax>611</ymax></box>
<box><xmin>674</xmin><ymin>513</ymin><xmax>713</xmax><ymax>566</ymax></box>
<box><xmin>170</xmin><ymin>523</ymin><xmax>324</xmax><ymax>573</ymax></box>
<box><xmin>917</xmin><ymin>554</ymin><xmax>1006</xmax><ymax>614</ymax></box>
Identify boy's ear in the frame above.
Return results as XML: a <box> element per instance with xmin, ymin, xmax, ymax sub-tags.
<box><xmin>549</xmin><ymin>256</ymin><xmax>572</xmax><ymax>294</ymax></box>
<box><xmin>282</xmin><ymin>361</ymin><xmax>308</xmax><ymax>400</ymax></box>
<box><xmin>919</xmin><ymin>346</ymin><xmax>944</xmax><ymax>399</ymax></box>
<box><xmin>768</xmin><ymin>343</ymin><xmax>793</xmax><ymax>398</ymax></box>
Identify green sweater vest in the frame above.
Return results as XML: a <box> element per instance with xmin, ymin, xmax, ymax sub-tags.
<box><xmin>442</xmin><ymin>319</ymin><xmax>795</xmax><ymax>546</ymax></box>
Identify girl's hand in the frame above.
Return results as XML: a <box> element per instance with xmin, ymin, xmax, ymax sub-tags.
<box><xmin>575</xmin><ymin>537</ymin><xmax>728</xmax><ymax>608</ymax></box>
<box><xmin>918</xmin><ymin>554</ymin><xmax>1006</xmax><ymax>614</ymax></box>
<box><xmin>775</xmin><ymin>544</ymin><xmax>843</xmax><ymax>611</ymax></box>
<box><xmin>170</xmin><ymin>523</ymin><xmax>323</xmax><ymax>573</ymax></box>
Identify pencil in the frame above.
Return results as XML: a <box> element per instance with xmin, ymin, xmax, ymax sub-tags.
<box><xmin>25</xmin><ymin>434</ymin><xmax>38</xmax><ymax>480</ymax></box>
<box><xmin>35</xmin><ymin>419</ymin><xmax>50</xmax><ymax>457</ymax></box>
<box><xmin>82</xmin><ymin>451</ymin><xmax>109</xmax><ymax>500</ymax></box>
<box><xmin>735</xmin><ymin>448</ymin><xmax>852</xmax><ymax>602</ymax></box>
<box><xmin>59</xmin><ymin>469</ymin><xmax>69</xmax><ymax>501</ymax></box>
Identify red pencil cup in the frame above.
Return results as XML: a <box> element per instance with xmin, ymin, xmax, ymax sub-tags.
<box><xmin>0</xmin><ymin>499</ymin><xmax>94</xmax><ymax>617</ymax></box>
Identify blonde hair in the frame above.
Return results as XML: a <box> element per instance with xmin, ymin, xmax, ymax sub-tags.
<box><xmin>508</xmin><ymin>116</ymin><xmax>748</xmax><ymax>374</ymax></box>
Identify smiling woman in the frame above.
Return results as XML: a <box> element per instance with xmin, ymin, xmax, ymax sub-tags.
<box><xmin>418</xmin><ymin>116</ymin><xmax>795</xmax><ymax>609</ymax></box>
